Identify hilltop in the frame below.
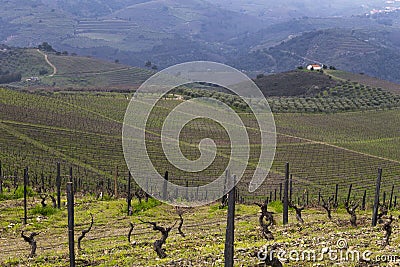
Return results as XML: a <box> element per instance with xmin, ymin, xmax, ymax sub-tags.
<box><xmin>0</xmin><ymin>45</ymin><xmax>153</xmax><ymax>91</ymax></box>
<box><xmin>254</xmin><ymin>69</ymin><xmax>400</xmax><ymax>96</ymax></box>
<box><xmin>248</xmin><ymin>28</ymin><xmax>400</xmax><ymax>84</ymax></box>
<box><xmin>253</xmin><ymin>70</ymin><xmax>339</xmax><ymax>97</ymax></box>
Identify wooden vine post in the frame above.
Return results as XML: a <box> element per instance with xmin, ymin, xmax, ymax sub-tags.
<box><xmin>23</xmin><ymin>167</ymin><xmax>28</xmax><ymax>225</ymax></box>
<box><xmin>186</xmin><ymin>180</ymin><xmax>189</xmax><ymax>201</ymax></box>
<box><xmin>0</xmin><ymin>161</ymin><xmax>3</xmax><ymax>194</ymax></box>
<box><xmin>67</xmin><ymin>167</ymin><xmax>75</xmax><ymax>267</ymax></box>
<box><xmin>289</xmin><ymin>174</ymin><xmax>293</xmax><ymax>202</ymax></box>
<box><xmin>389</xmin><ymin>184</ymin><xmax>394</xmax><ymax>209</ymax></box>
<box><xmin>128</xmin><ymin>222</ymin><xmax>134</xmax><ymax>244</ymax></box>
<box><xmin>224</xmin><ymin>174</ymin><xmax>236</xmax><ymax>267</ymax></box>
<box><xmin>56</xmin><ymin>162</ymin><xmax>61</xmax><ymax>209</ymax></box>
<box><xmin>162</xmin><ymin>171</ymin><xmax>168</xmax><ymax>200</ymax></box>
<box><xmin>127</xmin><ymin>171</ymin><xmax>132</xmax><ymax>216</ymax></box>
<box><xmin>372</xmin><ymin>168</ymin><xmax>382</xmax><ymax>227</ymax></box>
<box><xmin>114</xmin><ymin>166</ymin><xmax>119</xmax><ymax>198</ymax></box>
<box><xmin>283</xmin><ymin>162</ymin><xmax>289</xmax><ymax>225</ymax></box>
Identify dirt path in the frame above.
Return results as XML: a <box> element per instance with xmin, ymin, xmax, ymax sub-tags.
<box><xmin>37</xmin><ymin>49</ymin><xmax>57</xmax><ymax>77</ymax></box>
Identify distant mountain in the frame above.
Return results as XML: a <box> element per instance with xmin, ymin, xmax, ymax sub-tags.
<box><xmin>105</xmin><ymin>0</ymin><xmax>266</xmax><ymax>42</ymax></box>
<box><xmin>241</xmin><ymin>28</ymin><xmax>400</xmax><ymax>83</ymax></box>
<box><xmin>0</xmin><ymin>0</ymin><xmax>264</xmax><ymax>65</ymax></box>
<box><xmin>1</xmin><ymin>0</ymin><xmax>400</xmax><ymax>83</ymax></box>
<box><xmin>205</xmin><ymin>0</ymin><xmax>383</xmax><ymax>20</ymax></box>
<box><xmin>42</xmin><ymin>0</ymin><xmax>149</xmax><ymax>18</ymax></box>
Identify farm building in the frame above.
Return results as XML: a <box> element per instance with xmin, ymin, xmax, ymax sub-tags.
<box><xmin>307</xmin><ymin>64</ymin><xmax>323</xmax><ymax>71</ymax></box>
<box><xmin>25</xmin><ymin>76</ymin><xmax>40</xmax><ymax>82</ymax></box>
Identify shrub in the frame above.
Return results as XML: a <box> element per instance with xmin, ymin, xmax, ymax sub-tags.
<box><xmin>130</xmin><ymin>198</ymin><xmax>161</xmax><ymax>215</ymax></box>
<box><xmin>39</xmin><ymin>68</ymin><xmax>48</xmax><ymax>75</ymax></box>
<box><xmin>31</xmin><ymin>205</ymin><xmax>59</xmax><ymax>216</ymax></box>
<box><xmin>13</xmin><ymin>186</ymin><xmax>34</xmax><ymax>199</ymax></box>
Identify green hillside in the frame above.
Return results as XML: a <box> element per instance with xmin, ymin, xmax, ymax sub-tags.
<box><xmin>327</xmin><ymin>69</ymin><xmax>400</xmax><ymax>95</ymax></box>
<box><xmin>254</xmin><ymin>70</ymin><xmax>339</xmax><ymax>97</ymax></box>
<box><xmin>0</xmin><ymin>46</ymin><xmax>153</xmax><ymax>90</ymax></box>
<box><xmin>0</xmin><ymin>47</ymin><xmax>52</xmax><ymax>79</ymax></box>
<box><xmin>177</xmin><ymin>70</ymin><xmax>400</xmax><ymax>113</ymax></box>
<box><xmin>0</xmin><ymin>49</ymin><xmax>399</xmax><ymax>197</ymax></box>
<box><xmin>1</xmin><ymin>86</ymin><xmax>399</xmax><ymax>204</ymax></box>
<box><xmin>41</xmin><ymin>54</ymin><xmax>154</xmax><ymax>90</ymax></box>
<box><xmin>1</xmin><ymin>47</ymin><xmax>399</xmax><ymax>112</ymax></box>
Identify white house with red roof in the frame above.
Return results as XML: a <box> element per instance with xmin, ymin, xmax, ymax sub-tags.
<box><xmin>307</xmin><ymin>64</ymin><xmax>323</xmax><ymax>71</ymax></box>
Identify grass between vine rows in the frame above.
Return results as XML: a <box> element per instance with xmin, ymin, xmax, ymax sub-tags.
<box><xmin>1</xmin><ymin>194</ymin><xmax>399</xmax><ymax>267</ymax></box>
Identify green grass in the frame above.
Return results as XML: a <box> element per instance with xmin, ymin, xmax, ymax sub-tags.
<box><xmin>30</xmin><ymin>205</ymin><xmax>59</xmax><ymax>216</ymax></box>
<box><xmin>130</xmin><ymin>198</ymin><xmax>161</xmax><ymax>215</ymax></box>
<box><xmin>1</xmin><ymin>196</ymin><xmax>399</xmax><ymax>266</ymax></box>
<box><xmin>268</xmin><ymin>201</ymin><xmax>283</xmax><ymax>213</ymax></box>
<box><xmin>274</xmin><ymin>110</ymin><xmax>400</xmax><ymax>161</ymax></box>
<box><xmin>0</xmin><ymin>186</ymin><xmax>35</xmax><ymax>201</ymax></box>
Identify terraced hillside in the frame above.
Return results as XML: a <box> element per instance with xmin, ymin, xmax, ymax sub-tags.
<box><xmin>0</xmin><ymin>46</ymin><xmax>154</xmax><ymax>90</ymax></box>
<box><xmin>43</xmin><ymin>53</ymin><xmax>154</xmax><ymax>89</ymax></box>
<box><xmin>76</xmin><ymin>20</ymin><xmax>139</xmax><ymax>34</ymax></box>
<box><xmin>327</xmin><ymin>70</ymin><xmax>400</xmax><ymax>95</ymax></box>
<box><xmin>256</xmin><ymin>28</ymin><xmax>400</xmax><ymax>84</ymax></box>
